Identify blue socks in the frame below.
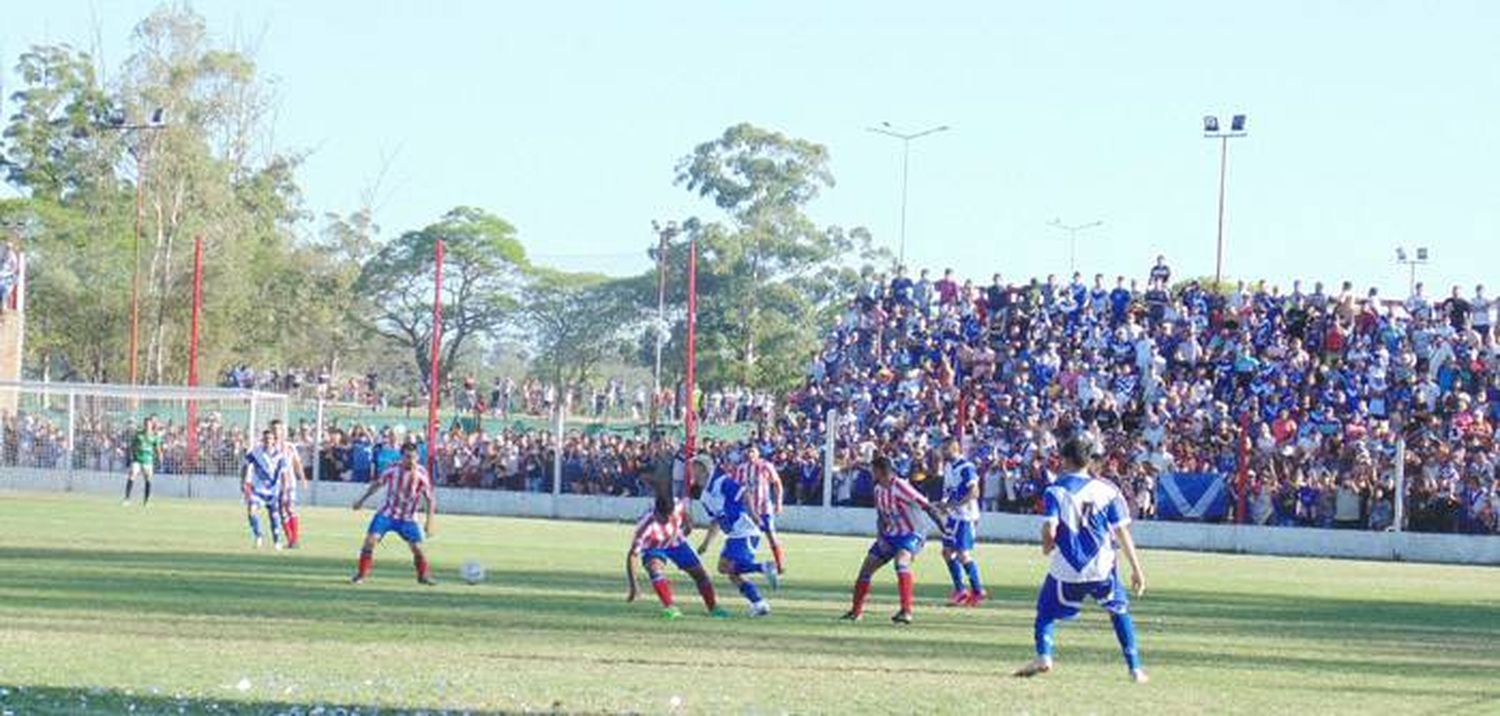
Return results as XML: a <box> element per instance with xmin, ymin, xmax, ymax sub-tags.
<box><xmin>964</xmin><ymin>560</ymin><xmax>984</xmax><ymax>594</ymax></box>
<box><xmin>1111</xmin><ymin>612</ymin><xmax>1143</xmax><ymax>671</ymax></box>
<box><xmin>945</xmin><ymin>558</ymin><xmax>965</xmax><ymax>591</ymax></box>
<box><xmin>1035</xmin><ymin>616</ymin><xmax>1057</xmax><ymax>660</ymax></box>
<box><xmin>737</xmin><ymin>581</ymin><xmax>762</xmax><ymax>604</ymax></box>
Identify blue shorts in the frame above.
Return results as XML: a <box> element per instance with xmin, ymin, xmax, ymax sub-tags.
<box><xmin>868</xmin><ymin>533</ymin><xmax>925</xmax><ymax>560</ymax></box>
<box><xmin>720</xmin><ymin>535</ymin><xmax>762</xmax><ymax>573</ymax></box>
<box><xmin>942</xmin><ymin>518</ymin><xmax>976</xmax><ymax>551</ymax></box>
<box><xmin>642</xmin><ymin>542</ymin><xmax>703</xmax><ymax>572</ymax></box>
<box><xmin>367</xmin><ymin>513</ymin><xmax>424</xmax><ymax>544</ymax></box>
<box><xmin>247</xmin><ymin>492</ymin><xmax>280</xmax><ymax>511</ymax></box>
<box><xmin>1036</xmin><ymin>572</ymin><xmax>1130</xmax><ymax>622</ymax></box>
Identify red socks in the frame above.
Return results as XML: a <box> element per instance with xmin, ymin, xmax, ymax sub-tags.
<box><xmin>414</xmin><ymin>554</ymin><xmax>430</xmax><ymax>579</ymax></box>
<box><xmin>772</xmin><ymin>543</ymin><xmax>786</xmax><ymax>573</ymax></box>
<box><xmin>897</xmin><ymin>571</ymin><xmax>915</xmax><ymax>613</ymax></box>
<box><xmin>285</xmin><ymin>515</ymin><xmax>300</xmax><ymax>546</ymax></box>
<box><xmin>695</xmin><ymin>579</ymin><xmax>718</xmax><ymax>610</ymax></box>
<box><xmin>652</xmin><ymin>578</ymin><xmax>675</xmax><ymax>607</ymax></box>
<box><xmin>851</xmin><ymin>579</ymin><xmax>872</xmax><ymax>615</ymax></box>
<box><xmin>356</xmin><ymin>549</ymin><xmax>373</xmax><ymax>578</ymax></box>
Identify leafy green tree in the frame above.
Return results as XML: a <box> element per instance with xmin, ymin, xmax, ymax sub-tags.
<box><xmin>356</xmin><ymin>207</ymin><xmax>526</xmax><ymax>388</ymax></box>
<box><xmin>671</xmin><ymin>123</ymin><xmax>886</xmax><ymax>390</ymax></box>
<box><xmin>521</xmin><ymin>269</ymin><xmax>641</xmax><ymax>389</ymax></box>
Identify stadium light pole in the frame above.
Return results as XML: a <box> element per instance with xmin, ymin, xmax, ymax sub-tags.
<box><xmin>1047</xmin><ymin>218</ymin><xmax>1103</xmax><ymax>274</ymax></box>
<box><xmin>867</xmin><ymin>122</ymin><xmax>949</xmax><ymax>267</ymax></box>
<box><xmin>1203</xmin><ymin>113</ymin><xmax>1247</xmax><ymax>288</ymax></box>
<box><xmin>426</xmin><ymin>239</ymin><xmax>445</xmax><ymax>478</ymax></box>
<box><xmin>684</xmin><ymin>232</ymin><xmax>698</xmax><ymax>465</ymax></box>
<box><xmin>1396</xmin><ymin>247</ymin><xmax>1430</xmax><ymax>295</ymax></box>
<box><xmin>649</xmin><ymin>220</ymin><xmax>679</xmax><ymax>435</ymax></box>
<box><xmin>97</xmin><ymin>107</ymin><xmax>167</xmax><ymax>385</ymax></box>
<box><xmin>185</xmin><ymin>232</ymin><xmax>205</xmax><ymax>471</ymax></box>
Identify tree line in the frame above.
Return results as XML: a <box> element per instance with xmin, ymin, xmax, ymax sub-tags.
<box><xmin>0</xmin><ymin>5</ymin><xmax>885</xmax><ymax>399</ymax></box>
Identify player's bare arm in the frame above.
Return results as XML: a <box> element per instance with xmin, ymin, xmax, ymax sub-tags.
<box><xmin>1114</xmin><ymin>523</ymin><xmax>1146</xmax><ymax>596</ymax></box>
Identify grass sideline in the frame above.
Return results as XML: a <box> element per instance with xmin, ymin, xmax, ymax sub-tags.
<box><xmin>0</xmin><ymin>492</ymin><xmax>1497</xmax><ymax>715</ymax></box>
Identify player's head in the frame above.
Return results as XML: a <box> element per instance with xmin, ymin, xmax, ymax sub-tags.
<box><xmin>689</xmin><ymin>454</ymin><xmax>714</xmax><ymax>485</ymax></box>
<box><xmin>944</xmin><ymin>436</ymin><xmax>962</xmax><ymax>459</ymax></box>
<box><xmin>400</xmin><ymin>441</ymin><xmax>419</xmax><ymax>468</ymax></box>
<box><xmin>652</xmin><ymin>483</ymin><xmax>674</xmax><ymax>522</ymax></box>
<box><xmin>260</xmin><ymin>429</ymin><xmax>275</xmax><ymax>449</ymax></box>
<box><xmin>144</xmin><ymin>414</ymin><xmax>158</xmax><ymax>430</ymax></box>
<box><xmin>270</xmin><ymin>419</ymin><xmax>286</xmax><ymax>442</ymax></box>
<box><xmin>871</xmin><ymin>455</ymin><xmax>894</xmax><ymax>486</ymax></box>
<box><xmin>1060</xmin><ymin>434</ymin><xmax>1096</xmax><ymax>473</ymax></box>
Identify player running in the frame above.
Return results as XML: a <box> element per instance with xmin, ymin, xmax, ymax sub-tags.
<box><xmin>242</xmin><ymin>429</ymin><xmax>288</xmax><ymax>549</ymax></box>
<box><xmin>938</xmin><ymin>437</ymin><xmax>987</xmax><ymax>606</ymax></box>
<box><xmin>625</xmin><ymin>481</ymin><xmax>729</xmax><ymax>619</ymax></box>
<box><xmin>121</xmin><ymin>415</ymin><xmax>163</xmax><ymax>507</ymax></box>
<box><xmin>736</xmin><ymin>445</ymin><xmax>785</xmax><ymax>574</ymax></box>
<box><xmin>840</xmin><ymin>455</ymin><xmax>949</xmax><ymax>624</ymax></box>
<box><xmin>350</xmin><ymin>442</ymin><xmax>437</xmax><ymax>585</ymax></box>
<box><xmin>270</xmin><ymin>419</ymin><xmax>309</xmax><ymax>548</ymax></box>
<box><xmin>1015</xmin><ymin>435</ymin><xmax>1149</xmax><ymax>683</ymax></box>
<box><xmin>694</xmin><ymin>453</ymin><xmax>779</xmax><ymax>617</ymax></box>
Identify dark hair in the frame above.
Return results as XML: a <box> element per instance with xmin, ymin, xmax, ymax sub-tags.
<box><xmin>871</xmin><ymin>455</ymin><xmax>892</xmax><ymax>474</ymax></box>
<box><xmin>400</xmin><ymin>442</ymin><xmax>419</xmax><ymax>455</ymax></box>
<box><xmin>1060</xmin><ymin>435</ymin><xmax>1095</xmax><ymax>468</ymax></box>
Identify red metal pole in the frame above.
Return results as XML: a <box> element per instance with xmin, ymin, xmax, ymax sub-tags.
<box><xmin>186</xmin><ymin>233</ymin><xmax>204</xmax><ymax>471</ymax></box>
<box><xmin>684</xmin><ymin>235</ymin><xmax>698</xmax><ymax>465</ymax></box>
<box><xmin>426</xmin><ymin>239</ymin><xmax>445</xmax><ymax>477</ymax></box>
<box><xmin>1236</xmin><ymin>409</ymin><xmax>1251</xmax><ymax>524</ymax></box>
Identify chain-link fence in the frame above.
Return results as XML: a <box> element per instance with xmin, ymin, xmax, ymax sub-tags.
<box><xmin>0</xmin><ymin>380</ymin><xmax>288</xmax><ymax>477</ymax></box>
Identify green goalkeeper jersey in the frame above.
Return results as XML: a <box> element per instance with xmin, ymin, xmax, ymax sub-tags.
<box><xmin>130</xmin><ymin>430</ymin><xmax>162</xmax><ymax>466</ymax></box>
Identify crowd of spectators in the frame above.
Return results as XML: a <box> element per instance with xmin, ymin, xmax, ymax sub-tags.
<box><xmin>770</xmin><ymin>258</ymin><xmax>1499</xmax><ymax>534</ymax></box>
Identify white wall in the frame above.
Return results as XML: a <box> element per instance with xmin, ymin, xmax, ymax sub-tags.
<box><xmin>5</xmin><ymin>468</ymin><xmax>1499</xmax><ymax>566</ymax></box>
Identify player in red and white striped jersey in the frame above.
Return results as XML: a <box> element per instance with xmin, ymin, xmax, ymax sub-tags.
<box><xmin>625</xmin><ymin>473</ymin><xmax>727</xmax><ymax>619</ymax></box>
<box><xmin>841</xmin><ymin>455</ymin><xmax>949</xmax><ymax>624</ymax></box>
<box><xmin>735</xmin><ymin>447</ymin><xmax>785</xmax><ymax>574</ymax></box>
<box><xmin>350</xmin><ymin>442</ymin><xmax>437</xmax><ymax>585</ymax></box>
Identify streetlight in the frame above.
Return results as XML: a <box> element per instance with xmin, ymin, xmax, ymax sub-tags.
<box><xmin>1396</xmin><ymin>247</ymin><xmax>1429</xmax><ymax>294</ymax></box>
<box><xmin>97</xmin><ymin>106</ymin><xmax>168</xmax><ymax>385</ymax></box>
<box><xmin>648</xmin><ymin>219</ymin><xmax>680</xmax><ymax>435</ymax></box>
<box><xmin>867</xmin><ymin>122</ymin><xmax>949</xmax><ymax>267</ymax></box>
<box><xmin>1047</xmin><ymin>218</ymin><xmax>1103</xmax><ymax>274</ymax></box>
<box><xmin>1203</xmin><ymin>113</ymin><xmax>1247</xmax><ymax>288</ymax></box>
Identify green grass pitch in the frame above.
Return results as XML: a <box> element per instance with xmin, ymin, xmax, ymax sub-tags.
<box><xmin>1</xmin><ymin>492</ymin><xmax>1497</xmax><ymax>715</ymax></box>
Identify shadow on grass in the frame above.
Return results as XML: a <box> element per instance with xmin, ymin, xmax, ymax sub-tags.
<box><xmin>0</xmin><ymin>684</ymin><xmax>537</xmax><ymax>715</ymax></box>
<box><xmin>5</xmin><ymin>545</ymin><xmax>1500</xmax><ymax>681</ymax></box>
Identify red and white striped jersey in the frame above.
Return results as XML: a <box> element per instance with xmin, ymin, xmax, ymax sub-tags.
<box><xmin>875</xmin><ymin>477</ymin><xmax>932</xmax><ymax>537</ymax></box>
<box><xmin>631</xmin><ymin>499</ymin><xmax>689</xmax><ymax>552</ymax></box>
<box><xmin>377</xmin><ymin>464</ymin><xmax>434</xmax><ymax>521</ymax></box>
<box><xmin>734</xmin><ymin>459</ymin><xmax>781</xmax><ymax>513</ymax></box>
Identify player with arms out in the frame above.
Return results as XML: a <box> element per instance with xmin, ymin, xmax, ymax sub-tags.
<box><xmin>1015</xmin><ymin>435</ymin><xmax>1148</xmax><ymax>683</ymax></box>
<box><xmin>350</xmin><ymin>442</ymin><xmax>437</xmax><ymax>585</ymax></box>
<box><xmin>938</xmin><ymin>437</ymin><xmax>987</xmax><ymax>606</ymax></box>
<box><xmin>270</xmin><ymin>419</ymin><xmax>309</xmax><ymax>548</ymax></box>
<box><xmin>841</xmin><ymin>455</ymin><xmax>950</xmax><ymax>624</ymax></box>
<box><xmin>736</xmin><ymin>445</ymin><xmax>786</xmax><ymax>574</ymax></box>
<box><xmin>242</xmin><ymin>429</ymin><xmax>288</xmax><ymax>549</ymax></box>
<box><xmin>122</xmin><ymin>415</ymin><xmax>163</xmax><ymax>507</ymax></box>
<box><xmin>625</xmin><ymin>463</ymin><xmax>729</xmax><ymax>619</ymax></box>
<box><xmin>695</xmin><ymin>453</ymin><xmax>779</xmax><ymax>617</ymax></box>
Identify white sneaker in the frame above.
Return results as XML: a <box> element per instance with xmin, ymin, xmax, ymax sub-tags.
<box><xmin>254</xmin><ymin>537</ymin><xmax>264</xmax><ymax>549</ymax></box>
<box><xmin>121</xmin><ymin>499</ymin><xmax>131</xmax><ymax>507</ymax></box>
<box><xmin>273</xmin><ymin>542</ymin><xmax>284</xmax><ymax>552</ymax></box>
<box><xmin>748</xmin><ymin>601</ymin><xmax>771</xmax><ymax>618</ymax></box>
<box><xmin>1130</xmin><ymin>669</ymin><xmax>1150</xmax><ymax>684</ymax></box>
<box><xmin>763</xmin><ymin>563</ymin><xmax>780</xmax><ymax>591</ymax></box>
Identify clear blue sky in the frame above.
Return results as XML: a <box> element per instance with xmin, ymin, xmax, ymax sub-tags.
<box><xmin>4</xmin><ymin>1</ymin><xmax>1497</xmax><ymax>295</ymax></box>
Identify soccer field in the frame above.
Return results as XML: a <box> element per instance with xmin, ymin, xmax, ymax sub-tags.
<box><xmin>0</xmin><ymin>493</ymin><xmax>1496</xmax><ymax>715</ymax></box>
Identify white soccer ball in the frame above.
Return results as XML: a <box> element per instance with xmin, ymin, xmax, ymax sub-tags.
<box><xmin>459</xmin><ymin>560</ymin><xmax>486</xmax><ymax>585</ymax></box>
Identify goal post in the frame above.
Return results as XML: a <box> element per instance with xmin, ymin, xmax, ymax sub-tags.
<box><xmin>0</xmin><ymin>379</ymin><xmax>287</xmax><ymax>480</ymax></box>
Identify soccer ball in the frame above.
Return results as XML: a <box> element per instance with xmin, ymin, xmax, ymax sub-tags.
<box><xmin>459</xmin><ymin>560</ymin><xmax>486</xmax><ymax>585</ymax></box>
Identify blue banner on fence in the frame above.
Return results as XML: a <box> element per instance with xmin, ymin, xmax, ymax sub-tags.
<box><xmin>1156</xmin><ymin>472</ymin><xmax>1229</xmax><ymax>521</ymax></box>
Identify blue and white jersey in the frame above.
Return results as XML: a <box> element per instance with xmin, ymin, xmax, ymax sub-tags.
<box><xmin>1042</xmin><ymin>472</ymin><xmax>1131</xmax><ymax>583</ymax></box>
<box><xmin>699</xmin><ymin>472</ymin><xmax>761</xmax><ymax>539</ymax></box>
<box><xmin>943</xmin><ymin>457</ymin><xmax>981</xmax><ymax>523</ymax></box>
<box><xmin>244</xmin><ymin>446</ymin><xmax>287</xmax><ymax>497</ymax></box>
